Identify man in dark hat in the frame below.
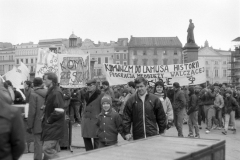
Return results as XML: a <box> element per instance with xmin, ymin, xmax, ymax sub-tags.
<box><xmin>27</xmin><ymin>77</ymin><xmax>47</xmax><ymax>160</ymax></box>
<box><xmin>81</xmin><ymin>79</ymin><xmax>104</xmax><ymax>151</ymax></box>
<box><xmin>172</xmin><ymin>82</ymin><xmax>186</xmax><ymax>137</ymax></box>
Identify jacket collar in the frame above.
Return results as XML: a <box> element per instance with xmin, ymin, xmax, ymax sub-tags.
<box><xmin>99</xmin><ymin>108</ymin><xmax>113</xmax><ymax>116</ymax></box>
<box><xmin>86</xmin><ymin>89</ymin><xmax>101</xmax><ymax>106</ymax></box>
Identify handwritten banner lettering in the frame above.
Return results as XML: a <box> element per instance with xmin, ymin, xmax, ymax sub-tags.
<box><xmin>103</xmin><ymin>60</ymin><xmax>206</xmax><ymax>86</ymax></box>
<box><xmin>58</xmin><ymin>54</ymin><xmax>90</xmax><ymax>88</ymax></box>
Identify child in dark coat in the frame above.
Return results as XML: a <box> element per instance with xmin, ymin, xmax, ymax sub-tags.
<box><xmin>96</xmin><ymin>95</ymin><xmax>125</xmax><ymax>148</ymax></box>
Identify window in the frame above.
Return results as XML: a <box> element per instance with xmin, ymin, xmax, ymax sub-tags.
<box><xmin>133</xmin><ymin>59</ymin><xmax>138</xmax><ymax>65</ymax></box>
<box><xmin>96</xmin><ymin>51</ymin><xmax>97</xmax><ymax>53</ymax></box>
<box><xmin>215</xmin><ymin>70</ymin><xmax>218</xmax><ymax>77</ymax></box>
<box><xmin>153</xmin><ymin>59</ymin><xmax>158</xmax><ymax>65</ymax></box>
<box><xmin>31</xmin><ymin>58</ymin><xmax>33</xmax><ymax>63</ymax></box>
<box><xmin>116</xmin><ymin>50</ymin><xmax>119</xmax><ymax>52</ymax></box>
<box><xmin>116</xmin><ymin>54</ymin><xmax>120</xmax><ymax>60</ymax></box>
<box><xmin>17</xmin><ymin>59</ymin><xmax>19</xmax><ymax>64</ymax></box>
<box><xmin>36</xmin><ymin>58</ymin><xmax>37</xmax><ymax>63</ymax></box>
<box><xmin>223</xmin><ymin>61</ymin><xmax>226</xmax><ymax>65</ymax></box>
<box><xmin>163</xmin><ymin>59</ymin><xmax>168</xmax><ymax>65</ymax></box>
<box><xmin>215</xmin><ymin>61</ymin><xmax>218</xmax><ymax>65</ymax></box>
<box><xmin>154</xmin><ymin>49</ymin><xmax>157</xmax><ymax>55</ymax></box>
<box><xmin>97</xmin><ymin>69</ymin><xmax>102</xmax><ymax>76</ymax></box>
<box><xmin>134</xmin><ymin>50</ymin><xmax>137</xmax><ymax>55</ymax></box>
<box><xmin>174</xmin><ymin>50</ymin><xmax>178</xmax><ymax>55</ymax></box>
<box><xmin>123</xmin><ymin>53</ymin><xmax>127</xmax><ymax>59</ymax></box>
<box><xmin>26</xmin><ymin>59</ymin><xmax>28</xmax><ymax>64</ymax></box>
<box><xmin>116</xmin><ymin>61</ymin><xmax>120</xmax><ymax>64</ymax></box>
<box><xmin>206</xmin><ymin>70</ymin><xmax>209</xmax><ymax>77</ymax></box>
<box><xmin>142</xmin><ymin>59</ymin><xmax>148</xmax><ymax>65</ymax></box>
<box><xmin>223</xmin><ymin>70</ymin><xmax>227</xmax><ymax>77</ymax></box>
<box><xmin>143</xmin><ymin>51</ymin><xmax>146</xmax><ymax>55</ymax></box>
<box><xmin>173</xmin><ymin>59</ymin><xmax>178</xmax><ymax>64</ymax></box>
<box><xmin>98</xmin><ymin>57</ymin><xmax>101</xmax><ymax>64</ymax></box>
<box><xmin>163</xmin><ymin>50</ymin><xmax>167</xmax><ymax>55</ymax></box>
<box><xmin>31</xmin><ymin>66</ymin><xmax>34</xmax><ymax>72</ymax></box>
<box><xmin>21</xmin><ymin>59</ymin><xmax>23</xmax><ymax>62</ymax></box>
<box><xmin>206</xmin><ymin>61</ymin><xmax>208</xmax><ymax>65</ymax></box>
<box><xmin>123</xmin><ymin>61</ymin><xmax>127</xmax><ymax>65</ymax></box>
<box><xmin>105</xmin><ymin>57</ymin><xmax>108</xmax><ymax>63</ymax></box>
<box><xmin>124</xmin><ymin>50</ymin><xmax>127</xmax><ymax>52</ymax></box>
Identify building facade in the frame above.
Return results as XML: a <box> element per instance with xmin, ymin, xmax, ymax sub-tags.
<box><xmin>0</xmin><ymin>47</ymin><xmax>15</xmax><ymax>76</ymax></box>
<box><xmin>80</xmin><ymin>39</ymin><xmax>115</xmax><ymax>81</ymax></box>
<box><xmin>38</xmin><ymin>38</ymin><xmax>69</xmax><ymax>54</ymax></box>
<box><xmin>15</xmin><ymin>42</ymin><xmax>39</xmax><ymax>79</ymax></box>
<box><xmin>113</xmin><ymin>38</ymin><xmax>128</xmax><ymax>65</ymax></box>
<box><xmin>198</xmin><ymin>41</ymin><xmax>231</xmax><ymax>84</ymax></box>
<box><xmin>128</xmin><ymin>36</ymin><xmax>183</xmax><ymax>66</ymax></box>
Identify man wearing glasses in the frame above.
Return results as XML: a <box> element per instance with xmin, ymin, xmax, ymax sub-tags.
<box><xmin>81</xmin><ymin>79</ymin><xmax>104</xmax><ymax>151</ymax></box>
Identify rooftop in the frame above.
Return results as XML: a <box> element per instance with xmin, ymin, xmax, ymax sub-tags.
<box><xmin>129</xmin><ymin>36</ymin><xmax>182</xmax><ymax>47</ymax></box>
<box><xmin>232</xmin><ymin>37</ymin><xmax>240</xmax><ymax>42</ymax></box>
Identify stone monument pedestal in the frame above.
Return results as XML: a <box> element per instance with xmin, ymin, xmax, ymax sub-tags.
<box><xmin>183</xmin><ymin>43</ymin><xmax>199</xmax><ymax>63</ymax></box>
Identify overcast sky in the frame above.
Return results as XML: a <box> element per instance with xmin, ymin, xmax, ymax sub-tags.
<box><xmin>1</xmin><ymin>0</ymin><xmax>239</xmax><ymax>50</ymax></box>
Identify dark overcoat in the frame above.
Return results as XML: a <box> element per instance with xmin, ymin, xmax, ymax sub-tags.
<box><xmin>81</xmin><ymin>89</ymin><xmax>104</xmax><ymax>138</ymax></box>
<box><xmin>41</xmin><ymin>86</ymin><xmax>65</xmax><ymax>141</ymax></box>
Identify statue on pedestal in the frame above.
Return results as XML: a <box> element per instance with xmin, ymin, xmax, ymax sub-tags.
<box><xmin>187</xmin><ymin>19</ymin><xmax>195</xmax><ymax>43</ymax></box>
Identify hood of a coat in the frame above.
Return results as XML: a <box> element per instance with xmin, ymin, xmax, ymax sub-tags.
<box><xmin>34</xmin><ymin>87</ymin><xmax>48</xmax><ymax>98</ymax></box>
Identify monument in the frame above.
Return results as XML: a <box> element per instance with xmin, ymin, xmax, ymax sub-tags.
<box><xmin>183</xmin><ymin>19</ymin><xmax>199</xmax><ymax>63</ymax></box>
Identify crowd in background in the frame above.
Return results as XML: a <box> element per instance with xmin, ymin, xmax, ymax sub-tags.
<box><xmin>0</xmin><ymin>72</ymin><xmax>240</xmax><ymax>160</ymax></box>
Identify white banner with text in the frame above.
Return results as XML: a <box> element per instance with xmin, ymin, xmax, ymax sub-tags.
<box><xmin>103</xmin><ymin>59</ymin><xmax>206</xmax><ymax>86</ymax></box>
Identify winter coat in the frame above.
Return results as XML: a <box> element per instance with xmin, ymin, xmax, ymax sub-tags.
<box><xmin>224</xmin><ymin>96</ymin><xmax>239</xmax><ymax>114</ymax></box>
<box><xmin>41</xmin><ymin>86</ymin><xmax>65</xmax><ymax>141</ymax></box>
<box><xmin>123</xmin><ymin>92</ymin><xmax>166</xmax><ymax>140</ymax></box>
<box><xmin>154</xmin><ymin>92</ymin><xmax>173</xmax><ymax>121</ymax></box>
<box><xmin>0</xmin><ymin>101</ymin><xmax>25</xmax><ymax>160</ymax></box>
<box><xmin>81</xmin><ymin>89</ymin><xmax>104</xmax><ymax>138</ymax></box>
<box><xmin>187</xmin><ymin>89</ymin><xmax>198</xmax><ymax>115</ymax></box>
<box><xmin>28</xmin><ymin>87</ymin><xmax>47</xmax><ymax>134</ymax></box>
<box><xmin>62</xmin><ymin>88</ymin><xmax>71</xmax><ymax>110</ymax></box>
<box><xmin>0</xmin><ymin>86</ymin><xmax>13</xmax><ymax>105</ymax></box>
<box><xmin>214</xmin><ymin>94</ymin><xmax>224</xmax><ymax>109</ymax></box>
<box><xmin>173</xmin><ymin>89</ymin><xmax>186</xmax><ymax>112</ymax></box>
<box><xmin>96</xmin><ymin>108</ymin><xmax>124</xmax><ymax>144</ymax></box>
<box><xmin>200</xmin><ymin>89</ymin><xmax>215</xmax><ymax>106</ymax></box>
<box><xmin>13</xmin><ymin>90</ymin><xmax>24</xmax><ymax>104</ymax></box>
<box><xmin>24</xmin><ymin>88</ymin><xmax>33</xmax><ymax>103</ymax></box>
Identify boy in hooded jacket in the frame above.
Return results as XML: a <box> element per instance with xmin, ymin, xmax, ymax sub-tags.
<box><xmin>96</xmin><ymin>95</ymin><xmax>125</xmax><ymax>148</ymax></box>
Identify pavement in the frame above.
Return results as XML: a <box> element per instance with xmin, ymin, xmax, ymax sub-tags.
<box><xmin>20</xmin><ymin>119</ymin><xmax>240</xmax><ymax>160</ymax></box>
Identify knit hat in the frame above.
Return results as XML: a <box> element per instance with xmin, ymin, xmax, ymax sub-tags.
<box><xmin>101</xmin><ymin>95</ymin><xmax>112</xmax><ymax>106</ymax></box>
<box><xmin>173</xmin><ymin>82</ymin><xmax>180</xmax><ymax>88</ymax></box>
<box><xmin>33</xmin><ymin>77</ymin><xmax>43</xmax><ymax>87</ymax></box>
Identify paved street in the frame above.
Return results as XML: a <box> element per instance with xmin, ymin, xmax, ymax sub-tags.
<box><xmin>21</xmin><ymin>120</ymin><xmax>240</xmax><ymax>160</ymax></box>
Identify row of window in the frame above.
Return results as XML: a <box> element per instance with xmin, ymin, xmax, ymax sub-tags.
<box><xmin>206</xmin><ymin>61</ymin><xmax>228</xmax><ymax>65</ymax></box>
<box><xmin>16</xmin><ymin>49</ymin><xmax>38</xmax><ymax>55</ymax></box>
<box><xmin>133</xmin><ymin>59</ymin><xmax>179</xmax><ymax>65</ymax></box>
<box><xmin>16</xmin><ymin>58</ymin><xmax>37</xmax><ymax>64</ymax></box>
<box><xmin>0</xmin><ymin>65</ymin><xmax>14</xmax><ymax>72</ymax></box>
<box><xmin>97</xmin><ymin>57</ymin><xmax>109</xmax><ymax>64</ymax></box>
<box><xmin>115</xmin><ymin>53</ymin><xmax>127</xmax><ymax>60</ymax></box>
<box><xmin>133</xmin><ymin>50</ymin><xmax>179</xmax><ymax>56</ymax></box>
<box><xmin>0</xmin><ymin>55</ymin><xmax>14</xmax><ymax>61</ymax></box>
<box><xmin>206</xmin><ymin>69</ymin><xmax>228</xmax><ymax>77</ymax></box>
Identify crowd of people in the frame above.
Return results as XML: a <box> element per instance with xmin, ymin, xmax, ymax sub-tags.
<box><xmin>0</xmin><ymin>72</ymin><xmax>240</xmax><ymax>160</ymax></box>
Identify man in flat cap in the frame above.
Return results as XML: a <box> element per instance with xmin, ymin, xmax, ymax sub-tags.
<box><xmin>81</xmin><ymin>79</ymin><xmax>104</xmax><ymax>151</ymax></box>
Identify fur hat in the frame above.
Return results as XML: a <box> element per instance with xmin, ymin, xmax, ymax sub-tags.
<box><xmin>101</xmin><ymin>95</ymin><xmax>112</xmax><ymax>106</ymax></box>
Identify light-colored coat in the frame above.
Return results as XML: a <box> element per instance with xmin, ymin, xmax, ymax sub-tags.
<box><xmin>214</xmin><ymin>94</ymin><xmax>224</xmax><ymax>109</ymax></box>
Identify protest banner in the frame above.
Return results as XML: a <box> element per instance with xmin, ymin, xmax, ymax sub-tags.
<box><xmin>103</xmin><ymin>59</ymin><xmax>206</xmax><ymax>86</ymax></box>
<box><xmin>58</xmin><ymin>54</ymin><xmax>90</xmax><ymax>88</ymax></box>
<box><xmin>35</xmin><ymin>49</ymin><xmax>58</xmax><ymax>78</ymax></box>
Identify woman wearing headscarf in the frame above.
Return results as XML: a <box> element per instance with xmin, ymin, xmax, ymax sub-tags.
<box><xmin>154</xmin><ymin>81</ymin><xmax>173</xmax><ymax>131</ymax></box>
